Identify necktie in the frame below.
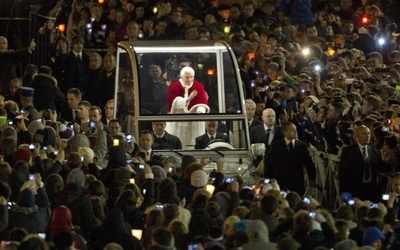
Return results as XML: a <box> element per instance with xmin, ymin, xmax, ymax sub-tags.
<box><xmin>362</xmin><ymin>147</ymin><xmax>369</xmax><ymax>165</ymax></box>
<box><xmin>77</xmin><ymin>55</ymin><xmax>82</xmax><ymax>71</ymax></box>
<box><xmin>265</xmin><ymin>129</ymin><xmax>271</xmax><ymax>145</ymax></box>
<box><xmin>288</xmin><ymin>141</ymin><xmax>294</xmax><ymax>152</ymax></box>
<box><xmin>362</xmin><ymin>146</ymin><xmax>371</xmax><ymax>181</ymax></box>
<box><xmin>210</xmin><ymin>136</ymin><xmax>215</xmax><ymax>141</ymax></box>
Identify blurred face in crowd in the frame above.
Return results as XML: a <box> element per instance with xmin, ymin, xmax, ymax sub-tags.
<box><xmin>205</xmin><ymin>14</ymin><xmax>216</xmax><ymax>26</ymax></box>
<box><xmin>262</xmin><ymin>108</ymin><xmax>276</xmax><ymax>127</ymax></box>
<box><xmin>108</xmin><ymin>8</ymin><xmax>116</xmax><ymax>22</ymax></box>
<box><xmin>72</xmin><ymin>41</ymin><xmax>84</xmax><ymax>54</ymax></box>
<box><xmin>159</xmin><ymin>2</ymin><xmax>171</xmax><ymax>15</ymax></box>
<box><xmin>0</xmin><ymin>36</ymin><xmax>8</xmax><ymax>52</ymax></box>
<box><xmin>327</xmin><ymin>106</ymin><xmax>339</xmax><ymax>121</ymax></box>
<box><xmin>246</xmin><ymin>103</ymin><xmax>256</xmax><ymax>121</ymax></box>
<box><xmin>115</xmin><ymin>10</ymin><xmax>126</xmax><ymax>25</ymax></box>
<box><xmin>67</xmin><ymin>93</ymin><xmax>79</xmax><ymax>109</ymax></box>
<box><xmin>90</xmin><ymin>5</ymin><xmax>103</xmax><ymax>21</ymax></box>
<box><xmin>139</xmin><ymin>133</ymin><xmax>153</xmax><ymax>150</ymax></box>
<box><xmin>266</xmin><ymin>67</ymin><xmax>278</xmax><ymax>81</ymax></box>
<box><xmin>306</xmin><ymin>26</ymin><xmax>318</xmax><ymax>38</ymax></box>
<box><xmin>105</xmin><ymin>100</ymin><xmax>114</xmax><ymax>119</ymax></box>
<box><xmin>77</xmin><ymin>104</ymin><xmax>89</xmax><ymax>119</ymax></box>
<box><xmin>10</xmin><ymin>79</ymin><xmax>21</xmax><ymax>96</ymax></box>
<box><xmin>361</xmin><ymin>100</ymin><xmax>373</xmax><ymax>115</ymax></box>
<box><xmin>283</xmin><ymin>87</ymin><xmax>294</xmax><ymax>100</ymax></box>
<box><xmin>155</xmin><ymin>21</ymin><xmax>168</xmax><ymax>35</ymax></box>
<box><xmin>171</xmin><ymin>11</ymin><xmax>183</xmax><ymax>24</ymax></box>
<box><xmin>126</xmin><ymin>2</ymin><xmax>135</xmax><ymax>12</ymax></box>
<box><xmin>218</xmin><ymin>9</ymin><xmax>230</xmax><ymax>20</ymax></box>
<box><xmin>316</xmin><ymin>107</ymin><xmax>327</xmax><ymax>123</ymax></box>
<box><xmin>185</xmin><ymin>27</ymin><xmax>198</xmax><ymax>40</ymax></box>
<box><xmin>89</xmin><ymin>54</ymin><xmax>102</xmax><ymax>70</ymax></box>
<box><xmin>148</xmin><ymin>65</ymin><xmax>162</xmax><ymax>80</ymax></box>
<box><xmin>152</xmin><ymin>122</ymin><xmax>166</xmax><ymax>136</ymax></box>
<box><xmin>343</xmin><ymin>23</ymin><xmax>354</xmax><ymax>35</ymax></box>
<box><xmin>242</xmin><ymin>4</ymin><xmax>255</xmax><ymax>17</ymax></box>
<box><xmin>230</xmin><ymin>6</ymin><xmax>240</xmax><ymax>20</ymax></box>
<box><xmin>135</xmin><ymin>7</ymin><xmax>145</xmax><ymax>19</ymax></box>
<box><xmin>391</xmin><ymin>177</ymin><xmax>400</xmax><ymax>194</ymax></box>
<box><xmin>109</xmin><ymin>121</ymin><xmax>122</xmax><ymax>136</ymax></box>
<box><xmin>56</xmin><ymin>39</ymin><xmax>68</xmax><ymax>54</ymax></box>
<box><xmin>248</xmin><ymin>31</ymin><xmax>260</xmax><ymax>43</ymax></box>
<box><xmin>103</xmin><ymin>54</ymin><xmax>116</xmax><ymax>73</ymax></box>
<box><xmin>283</xmin><ymin>123</ymin><xmax>298</xmax><ymax>140</ymax></box>
<box><xmin>323</xmin><ymin>25</ymin><xmax>334</xmax><ymax>37</ymax></box>
<box><xmin>89</xmin><ymin>108</ymin><xmax>102</xmax><ymax>122</ymax></box>
<box><xmin>355</xmin><ymin>126</ymin><xmax>371</xmax><ymax>146</ymax></box>
<box><xmin>205</xmin><ymin>121</ymin><xmax>218</xmax><ymax>135</ymax></box>
<box><xmin>126</xmin><ymin>22</ymin><xmax>140</xmax><ymax>38</ymax></box>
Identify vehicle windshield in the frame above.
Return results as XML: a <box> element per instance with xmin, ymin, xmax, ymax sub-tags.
<box><xmin>115</xmin><ymin>41</ymin><xmax>249</xmax><ymax>152</ymax></box>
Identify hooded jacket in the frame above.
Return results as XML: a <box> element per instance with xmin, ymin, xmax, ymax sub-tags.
<box><xmin>31</xmin><ymin>73</ymin><xmax>66</xmax><ymax>112</ymax></box>
<box><xmin>8</xmin><ymin>188</ymin><xmax>51</xmax><ymax>233</ymax></box>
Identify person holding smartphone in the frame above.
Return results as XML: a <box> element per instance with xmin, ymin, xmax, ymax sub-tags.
<box><xmin>82</xmin><ymin>106</ymin><xmax>109</xmax><ymax>135</ymax></box>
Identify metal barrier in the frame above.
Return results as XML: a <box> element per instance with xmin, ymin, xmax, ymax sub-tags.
<box><xmin>309</xmin><ymin>146</ymin><xmax>341</xmax><ymax>211</ymax></box>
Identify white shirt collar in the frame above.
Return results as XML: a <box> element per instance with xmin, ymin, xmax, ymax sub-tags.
<box><xmin>284</xmin><ymin>138</ymin><xmax>295</xmax><ymax>146</ymax></box>
<box><xmin>208</xmin><ymin>133</ymin><xmax>216</xmax><ymax>138</ymax></box>
<box><xmin>155</xmin><ymin>131</ymin><xmax>165</xmax><ymax>138</ymax></box>
<box><xmin>264</xmin><ymin>124</ymin><xmax>274</xmax><ymax>131</ymax></box>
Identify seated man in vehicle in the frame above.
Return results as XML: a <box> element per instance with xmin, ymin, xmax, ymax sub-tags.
<box><xmin>195</xmin><ymin>121</ymin><xmax>230</xmax><ymax>149</ymax></box>
<box><xmin>152</xmin><ymin>121</ymin><xmax>182</xmax><ymax>150</ymax></box>
<box><xmin>141</xmin><ymin>64</ymin><xmax>169</xmax><ymax>114</ymax></box>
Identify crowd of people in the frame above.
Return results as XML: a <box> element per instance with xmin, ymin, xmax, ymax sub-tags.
<box><xmin>2</xmin><ymin>0</ymin><xmax>400</xmax><ymax>249</ymax></box>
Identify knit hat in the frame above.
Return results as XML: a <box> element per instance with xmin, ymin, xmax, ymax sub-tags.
<box><xmin>28</xmin><ymin>120</ymin><xmax>44</xmax><ymax>135</ymax></box>
<box><xmin>335</xmin><ymin>239</ymin><xmax>357</xmax><ymax>250</ymax></box>
<box><xmin>151</xmin><ymin>165</ymin><xmax>166</xmax><ymax>183</ymax></box>
<box><xmin>363</xmin><ymin>227</ymin><xmax>385</xmax><ymax>246</ymax></box>
<box><xmin>66</xmin><ymin>168</ymin><xmax>85</xmax><ymax>187</ymax></box>
<box><xmin>77</xmin><ymin>147</ymin><xmax>94</xmax><ymax>161</ymax></box>
<box><xmin>0</xmin><ymin>182</ymin><xmax>11</xmax><ymax>199</ymax></box>
<box><xmin>59</xmin><ymin>124</ymin><xmax>74</xmax><ymax>140</ymax></box>
<box><xmin>13</xmin><ymin>148</ymin><xmax>32</xmax><ymax>162</ymax></box>
<box><xmin>18</xmin><ymin>188</ymin><xmax>35</xmax><ymax>207</ymax></box>
<box><xmin>191</xmin><ymin>170</ymin><xmax>209</xmax><ymax>188</ymax></box>
<box><xmin>115</xmin><ymin>167</ymin><xmax>131</xmax><ymax>181</ymax></box>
